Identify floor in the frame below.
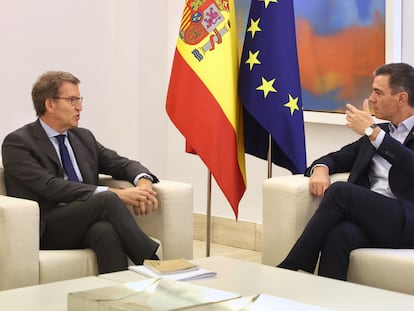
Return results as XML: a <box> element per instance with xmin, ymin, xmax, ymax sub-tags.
<box><xmin>193</xmin><ymin>239</ymin><xmax>261</xmax><ymax>263</ymax></box>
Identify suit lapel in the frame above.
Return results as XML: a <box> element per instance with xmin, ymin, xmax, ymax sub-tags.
<box><xmin>32</xmin><ymin>120</ymin><xmax>97</xmax><ymax>184</ymax></box>
<box><xmin>67</xmin><ymin>132</ymin><xmax>95</xmax><ymax>184</ymax></box>
<box><xmin>404</xmin><ymin>127</ymin><xmax>414</xmax><ymax>146</ymax></box>
<box><xmin>31</xmin><ymin>121</ymin><xmax>61</xmax><ymax>170</ymax></box>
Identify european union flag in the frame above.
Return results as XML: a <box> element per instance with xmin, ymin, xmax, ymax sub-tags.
<box><xmin>238</xmin><ymin>0</ymin><xmax>306</xmax><ymax>174</ymax></box>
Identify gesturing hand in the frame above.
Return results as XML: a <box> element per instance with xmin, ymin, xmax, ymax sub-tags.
<box><xmin>345</xmin><ymin>99</ymin><xmax>374</xmax><ymax>135</ymax></box>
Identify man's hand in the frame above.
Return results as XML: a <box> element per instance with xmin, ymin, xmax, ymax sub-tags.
<box><xmin>309</xmin><ymin>166</ymin><xmax>330</xmax><ymax>197</ymax></box>
<box><xmin>345</xmin><ymin>100</ymin><xmax>375</xmax><ymax>135</ymax></box>
<box><xmin>109</xmin><ymin>181</ymin><xmax>158</xmax><ymax>216</ymax></box>
<box><xmin>134</xmin><ymin>178</ymin><xmax>158</xmax><ymax>215</ymax></box>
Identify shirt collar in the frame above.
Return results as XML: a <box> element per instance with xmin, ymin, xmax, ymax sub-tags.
<box><xmin>388</xmin><ymin>115</ymin><xmax>414</xmax><ymax>133</ymax></box>
<box><xmin>39</xmin><ymin>118</ymin><xmax>67</xmax><ymax>138</ymax></box>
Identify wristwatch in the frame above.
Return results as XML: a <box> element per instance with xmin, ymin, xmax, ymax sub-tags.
<box><xmin>139</xmin><ymin>175</ymin><xmax>154</xmax><ymax>182</ymax></box>
<box><xmin>364</xmin><ymin>124</ymin><xmax>378</xmax><ymax>137</ymax></box>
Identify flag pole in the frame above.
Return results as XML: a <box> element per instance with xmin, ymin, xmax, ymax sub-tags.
<box><xmin>267</xmin><ymin>135</ymin><xmax>272</xmax><ymax>178</ymax></box>
<box><xmin>206</xmin><ymin>170</ymin><xmax>212</xmax><ymax>256</ymax></box>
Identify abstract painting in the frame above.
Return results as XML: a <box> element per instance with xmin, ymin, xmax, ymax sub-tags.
<box><xmin>235</xmin><ymin>0</ymin><xmax>385</xmax><ymax>113</ymax></box>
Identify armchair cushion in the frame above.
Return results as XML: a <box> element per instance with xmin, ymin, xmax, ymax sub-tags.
<box><xmin>262</xmin><ymin>173</ymin><xmax>414</xmax><ymax>295</ymax></box>
<box><xmin>348</xmin><ymin>248</ymin><xmax>414</xmax><ymax>294</ymax></box>
<box><xmin>39</xmin><ymin>249</ymin><xmax>98</xmax><ymax>284</ymax></box>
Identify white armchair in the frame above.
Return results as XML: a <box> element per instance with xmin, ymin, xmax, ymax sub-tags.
<box><xmin>0</xmin><ymin>166</ymin><xmax>193</xmax><ymax>290</ymax></box>
<box><xmin>262</xmin><ymin>173</ymin><xmax>414</xmax><ymax>295</ymax></box>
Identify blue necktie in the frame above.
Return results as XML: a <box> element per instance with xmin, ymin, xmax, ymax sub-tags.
<box><xmin>55</xmin><ymin>135</ymin><xmax>80</xmax><ymax>182</ymax></box>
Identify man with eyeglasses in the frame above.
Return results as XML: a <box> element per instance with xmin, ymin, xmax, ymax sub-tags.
<box><xmin>1</xmin><ymin>71</ymin><xmax>160</xmax><ymax>273</ymax></box>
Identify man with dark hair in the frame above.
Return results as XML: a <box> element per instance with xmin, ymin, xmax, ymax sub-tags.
<box><xmin>2</xmin><ymin>71</ymin><xmax>159</xmax><ymax>273</ymax></box>
<box><xmin>277</xmin><ymin>63</ymin><xmax>414</xmax><ymax>280</ymax></box>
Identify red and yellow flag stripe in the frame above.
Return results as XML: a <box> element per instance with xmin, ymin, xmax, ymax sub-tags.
<box><xmin>166</xmin><ymin>0</ymin><xmax>246</xmax><ymax>218</ymax></box>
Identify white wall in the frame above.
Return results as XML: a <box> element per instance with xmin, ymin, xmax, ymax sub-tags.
<box><xmin>1</xmin><ymin>1</ymin><xmax>129</xmax><ymax>155</ymax></box>
<box><xmin>402</xmin><ymin>1</ymin><xmax>414</xmax><ymax>63</ymax></box>
<box><xmin>0</xmin><ymin>0</ymin><xmax>412</xmax><ymax>224</ymax></box>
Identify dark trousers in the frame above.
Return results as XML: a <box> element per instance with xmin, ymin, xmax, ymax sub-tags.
<box><xmin>278</xmin><ymin>182</ymin><xmax>407</xmax><ymax>280</ymax></box>
<box><xmin>40</xmin><ymin>191</ymin><xmax>159</xmax><ymax>273</ymax></box>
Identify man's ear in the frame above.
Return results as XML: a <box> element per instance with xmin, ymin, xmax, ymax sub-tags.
<box><xmin>397</xmin><ymin>92</ymin><xmax>408</xmax><ymax>106</ymax></box>
<box><xmin>45</xmin><ymin>98</ymin><xmax>55</xmax><ymax>112</ymax></box>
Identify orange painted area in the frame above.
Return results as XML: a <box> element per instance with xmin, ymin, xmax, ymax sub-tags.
<box><xmin>296</xmin><ymin>11</ymin><xmax>385</xmax><ymax>102</ymax></box>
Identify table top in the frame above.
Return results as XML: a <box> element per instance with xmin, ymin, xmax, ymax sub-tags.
<box><xmin>102</xmin><ymin>256</ymin><xmax>414</xmax><ymax>311</ymax></box>
<box><xmin>0</xmin><ymin>276</ymin><xmax>117</xmax><ymax>311</ymax></box>
<box><xmin>1</xmin><ymin>256</ymin><xmax>414</xmax><ymax>311</ymax></box>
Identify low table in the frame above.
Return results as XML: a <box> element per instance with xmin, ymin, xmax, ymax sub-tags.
<box><xmin>101</xmin><ymin>256</ymin><xmax>414</xmax><ymax>310</ymax></box>
<box><xmin>0</xmin><ymin>276</ymin><xmax>118</xmax><ymax>311</ymax></box>
<box><xmin>1</xmin><ymin>256</ymin><xmax>414</xmax><ymax>310</ymax></box>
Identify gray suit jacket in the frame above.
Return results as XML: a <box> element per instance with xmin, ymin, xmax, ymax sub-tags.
<box><xmin>1</xmin><ymin>119</ymin><xmax>158</xmax><ymax>236</ymax></box>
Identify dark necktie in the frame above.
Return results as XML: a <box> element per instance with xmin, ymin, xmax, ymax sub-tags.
<box><xmin>55</xmin><ymin>135</ymin><xmax>80</xmax><ymax>182</ymax></box>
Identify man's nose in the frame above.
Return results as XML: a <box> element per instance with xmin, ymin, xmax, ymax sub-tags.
<box><xmin>368</xmin><ymin>91</ymin><xmax>376</xmax><ymax>102</ymax></box>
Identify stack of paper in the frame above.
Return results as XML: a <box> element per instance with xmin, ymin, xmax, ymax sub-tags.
<box><xmin>129</xmin><ymin>259</ymin><xmax>217</xmax><ymax>281</ymax></box>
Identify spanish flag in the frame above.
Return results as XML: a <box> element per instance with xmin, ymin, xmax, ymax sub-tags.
<box><xmin>166</xmin><ymin>0</ymin><xmax>246</xmax><ymax>218</ymax></box>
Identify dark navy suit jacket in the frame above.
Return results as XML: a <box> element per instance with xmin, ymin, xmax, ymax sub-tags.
<box><xmin>305</xmin><ymin>123</ymin><xmax>414</xmax><ymax>244</ymax></box>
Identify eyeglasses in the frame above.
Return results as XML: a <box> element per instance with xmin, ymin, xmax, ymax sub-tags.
<box><xmin>53</xmin><ymin>97</ymin><xmax>83</xmax><ymax>106</ymax></box>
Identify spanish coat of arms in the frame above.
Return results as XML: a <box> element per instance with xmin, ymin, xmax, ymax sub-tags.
<box><xmin>179</xmin><ymin>0</ymin><xmax>231</xmax><ymax>61</ymax></box>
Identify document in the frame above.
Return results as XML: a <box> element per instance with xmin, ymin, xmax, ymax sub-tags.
<box><xmin>128</xmin><ymin>264</ymin><xmax>217</xmax><ymax>281</ymax></box>
<box><xmin>143</xmin><ymin>259</ymin><xmax>199</xmax><ymax>275</ymax></box>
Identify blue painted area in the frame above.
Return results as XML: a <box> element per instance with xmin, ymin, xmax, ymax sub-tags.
<box><xmin>302</xmin><ymin>89</ymin><xmax>346</xmax><ymax>112</ymax></box>
<box><xmin>293</xmin><ymin>0</ymin><xmax>385</xmax><ymax>35</ymax></box>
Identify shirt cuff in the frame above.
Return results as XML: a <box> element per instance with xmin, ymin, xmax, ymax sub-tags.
<box><xmin>370</xmin><ymin>129</ymin><xmax>385</xmax><ymax>149</ymax></box>
<box><xmin>134</xmin><ymin>173</ymin><xmax>153</xmax><ymax>185</ymax></box>
<box><xmin>310</xmin><ymin>164</ymin><xmax>329</xmax><ymax>175</ymax></box>
<box><xmin>94</xmin><ymin>186</ymin><xmax>109</xmax><ymax>194</ymax></box>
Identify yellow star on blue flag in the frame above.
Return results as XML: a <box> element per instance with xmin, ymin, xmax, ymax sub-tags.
<box><xmin>238</xmin><ymin>0</ymin><xmax>307</xmax><ymax>174</ymax></box>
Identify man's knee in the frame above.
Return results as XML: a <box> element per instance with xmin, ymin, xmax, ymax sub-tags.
<box><xmin>85</xmin><ymin>221</ymin><xmax>119</xmax><ymax>243</ymax></box>
<box><xmin>88</xmin><ymin>191</ymin><xmax>127</xmax><ymax>215</ymax></box>
<box><xmin>320</xmin><ymin>182</ymin><xmax>356</xmax><ymax>211</ymax></box>
<box><xmin>93</xmin><ymin>191</ymin><xmax>123</xmax><ymax>205</ymax></box>
<box><xmin>324</xmin><ymin>181</ymin><xmax>350</xmax><ymax>198</ymax></box>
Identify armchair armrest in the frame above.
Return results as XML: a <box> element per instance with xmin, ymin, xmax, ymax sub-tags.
<box><xmin>0</xmin><ymin>196</ymin><xmax>40</xmax><ymax>290</ymax></box>
<box><xmin>99</xmin><ymin>176</ymin><xmax>194</xmax><ymax>260</ymax></box>
<box><xmin>262</xmin><ymin>173</ymin><xmax>349</xmax><ymax>266</ymax></box>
